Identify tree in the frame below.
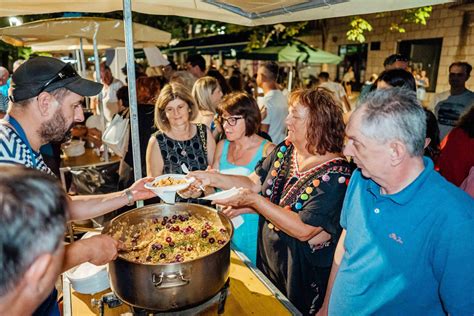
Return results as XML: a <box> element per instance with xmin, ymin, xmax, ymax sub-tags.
<box><xmin>346</xmin><ymin>6</ymin><xmax>433</xmax><ymax>43</ymax></box>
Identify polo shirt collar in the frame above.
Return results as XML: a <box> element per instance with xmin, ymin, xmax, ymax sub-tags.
<box><xmin>367</xmin><ymin>157</ymin><xmax>434</xmax><ymax>205</ymax></box>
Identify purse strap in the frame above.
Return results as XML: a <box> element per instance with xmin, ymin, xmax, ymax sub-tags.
<box><xmin>197</xmin><ymin>123</ymin><xmax>207</xmax><ymax>155</ymax></box>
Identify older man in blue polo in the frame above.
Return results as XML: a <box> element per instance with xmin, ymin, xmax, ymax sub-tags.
<box><xmin>317</xmin><ymin>87</ymin><xmax>474</xmax><ymax>315</ymax></box>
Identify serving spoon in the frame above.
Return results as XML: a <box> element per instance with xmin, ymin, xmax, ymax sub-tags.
<box><xmin>119</xmin><ymin>240</ymin><xmax>153</xmax><ymax>253</ymax></box>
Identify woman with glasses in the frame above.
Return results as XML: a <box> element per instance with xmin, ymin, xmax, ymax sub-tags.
<box><xmin>192</xmin><ymin>76</ymin><xmax>223</xmax><ymax>139</ymax></box>
<box><xmin>188</xmin><ymin>87</ymin><xmax>352</xmax><ymax>315</ymax></box>
<box><xmin>146</xmin><ymin>83</ymin><xmax>216</xmax><ymax>201</ymax></box>
<box><xmin>213</xmin><ymin>92</ymin><xmax>275</xmax><ymax>264</ymax></box>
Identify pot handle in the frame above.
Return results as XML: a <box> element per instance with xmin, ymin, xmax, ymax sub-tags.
<box><xmin>152</xmin><ymin>272</ymin><xmax>190</xmax><ymax>288</ymax></box>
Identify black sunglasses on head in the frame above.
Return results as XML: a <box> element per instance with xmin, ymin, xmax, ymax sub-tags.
<box><xmin>38</xmin><ymin>63</ymin><xmax>79</xmax><ymax>94</ymax></box>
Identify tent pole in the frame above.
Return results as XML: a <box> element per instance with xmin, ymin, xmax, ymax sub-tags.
<box><xmin>123</xmin><ymin>0</ymin><xmax>144</xmax><ymax>208</ymax></box>
<box><xmin>93</xmin><ymin>31</ymin><xmax>109</xmax><ymax>163</ymax></box>
<box><xmin>79</xmin><ymin>38</ymin><xmax>90</xmax><ymax>109</ymax></box>
<box><xmin>288</xmin><ymin>65</ymin><xmax>293</xmax><ymax>94</ymax></box>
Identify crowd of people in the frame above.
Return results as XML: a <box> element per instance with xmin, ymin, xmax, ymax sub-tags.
<box><xmin>0</xmin><ymin>51</ymin><xmax>473</xmax><ymax>316</ymax></box>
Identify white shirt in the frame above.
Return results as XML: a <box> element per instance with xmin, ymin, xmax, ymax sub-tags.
<box><xmin>320</xmin><ymin>81</ymin><xmax>347</xmax><ymax>105</ymax></box>
<box><xmin>101</xmin><ymin>78</ymin><xmax>124</xmax><ymax>122</ymax></box>
<box><xmin>261</xmin><ymin>89</ymin><xmax>288</xmax><ymax>144</ymax></box>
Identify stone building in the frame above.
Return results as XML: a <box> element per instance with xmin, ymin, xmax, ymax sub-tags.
<box><xmin>299</xmin><ymin>2</ymin><xmax>474</xmax><ymax>107</ymax></box>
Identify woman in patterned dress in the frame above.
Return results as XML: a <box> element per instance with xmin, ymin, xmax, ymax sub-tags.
<box><xmin>146</xmin><ymin>82</ymin><xmax>216</xmax><ymax>181</ymax></box>
<box><xmin>189</xmin><ymin>87</ymin><xmax>352</xmax><ymax>315</ymax></box>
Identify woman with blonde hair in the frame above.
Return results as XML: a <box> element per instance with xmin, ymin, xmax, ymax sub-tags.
<box><xmin>192</xmin><ymin>76</ymin><xmax>223</xmax><ymax>136</ymax></box>
<box><xmin>146</xmin><ymin>82</ymin><xmax>216</xmax><ymax>185</ymax></box>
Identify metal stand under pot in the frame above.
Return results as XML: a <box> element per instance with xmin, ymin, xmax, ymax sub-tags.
<box><xmin>130</xmin><ymin>279</ymin><xmax>230</xmax><ymax>316</ymax></box>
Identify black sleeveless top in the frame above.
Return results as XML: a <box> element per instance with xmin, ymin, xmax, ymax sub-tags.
<box><xmin>154</xmin><ymin>123</ymin><xmax>208</xmax><ymax>174</ymax></box>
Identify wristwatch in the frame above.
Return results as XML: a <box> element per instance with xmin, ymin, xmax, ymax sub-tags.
<box><xmin>124</xmin><ymin>189</ymin><xmax>135</xmax><ymax>206</ymax></box>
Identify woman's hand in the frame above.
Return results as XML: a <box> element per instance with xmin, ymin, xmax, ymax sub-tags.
<box><xmin>308</xmin><ymin>230</ymin><xmax>332</xmax><ymax>250</ymax></box>
<box><xmin>177</xmin><ymin>185</ymin><xmax>203</xmax><ymax>199</ymax></box>
<box><xmin>212</xmin><ymin>188</ymin><xmax>256</xmax><ymax>209</ymax></box>
<box><xmin>221</xmin><ymin>206</ymin><xmax>255</xmax><ymax>218</ymax></box>
<box><xmin>187</xmin><ymin>169</ymin><xmax>218</xmax><ymax>189</ymax></box>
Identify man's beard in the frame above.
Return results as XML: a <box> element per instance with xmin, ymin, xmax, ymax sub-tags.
<box><xmin>38</xmin><ymin>108</ymin><xmax>73</xmax><ymax>143</ymax></box>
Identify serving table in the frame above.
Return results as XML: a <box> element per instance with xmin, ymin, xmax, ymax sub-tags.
<box><xmin>62</xmin><ymin>250</ymin><xmax>301</xmax><ymax>315</ymax></box>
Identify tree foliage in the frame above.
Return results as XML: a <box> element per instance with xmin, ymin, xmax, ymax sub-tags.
<box><xmin>347</xmin><ymin>6</ymin><xmax>432</xmax><ymax>43</ymax></box>
<box><xmin>244</xmin><ymin>22</ymin><xmax>308</xmax><ymax>50</ymax></box>
<box><xmin>346</xmin><ymin>17</ymin><xmax>373</xmax><ymax>43</ymax></box>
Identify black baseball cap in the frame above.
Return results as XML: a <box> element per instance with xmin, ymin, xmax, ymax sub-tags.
<box><xmin>11</xmin><ymin>56</ymin><xmax>103</xmax><ymax>102</ymax></box>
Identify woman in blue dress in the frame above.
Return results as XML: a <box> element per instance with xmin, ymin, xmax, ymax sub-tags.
<box><xmin>212</xmin><ymin>92</ymin><xmax>275</xmax><ymax>263</ymax></box>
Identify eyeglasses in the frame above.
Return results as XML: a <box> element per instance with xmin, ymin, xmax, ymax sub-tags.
<box><xmin>221</xmin><ymin>115</ymin><xmax>244</xmax><ymax>126</ymax></box>
<box><xmin>38</xmin><ymin>63</ymin><xmax>79</xmax><ymax>94</ymax></box>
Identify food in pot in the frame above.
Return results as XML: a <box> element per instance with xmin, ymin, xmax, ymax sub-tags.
<box><xmin>152</xmin><ymin>177</ymin><xmax>187</xmax><ymax>187</ymax></box>
<box><xmin>114</xmin><ymin>213</ymin><xmax>229</xmax><ymax>264</ymax></box>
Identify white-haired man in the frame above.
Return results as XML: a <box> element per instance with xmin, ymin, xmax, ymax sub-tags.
<box><xmin>0</xmin><ymin>166</ymin><xmax>68</xmax><ymax>315</ymax></box>
<box><xmin>318</xmin><ymin>88</ymin><xmax>474</xmax><ymax>315</ymax></box>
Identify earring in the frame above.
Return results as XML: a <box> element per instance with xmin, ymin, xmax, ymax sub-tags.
<box><xmin>188</xmin><ymin>109</ymin><xmax>191</xmax><ymax>113</ymax></box>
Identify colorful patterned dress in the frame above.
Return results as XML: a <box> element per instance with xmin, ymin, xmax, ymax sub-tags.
<box><xmin>255</xmin><ymin>141</ymin><xmax>352</xmax><ymax>315</ymax></box>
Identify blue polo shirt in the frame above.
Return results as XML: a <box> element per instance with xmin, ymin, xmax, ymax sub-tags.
<box><xmin>329</xmin><ymin>158</ymin><xmax>474</xmax><ymax>315</ymax></box>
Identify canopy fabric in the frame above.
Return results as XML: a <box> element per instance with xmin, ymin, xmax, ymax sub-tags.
<box><xmin>237</xmin><ymin>42</ymin><xmax>342</xmax><ymax>64</ymax></box>
<box><xmin>28</xmin><ymin>38</ymin><xmax>115</xmax><ymax>52</ymax></box>
<box><xmin>0</xmin><ymin>17</ymin><xmax>171</xmax><ymax>49</ymax></box>
<box><xmin>0</xmin><ymin>0</ymin><xmax>452</xmax><ymax>26</ymax></box>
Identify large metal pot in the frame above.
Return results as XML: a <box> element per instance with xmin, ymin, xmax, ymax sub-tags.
<box><xmin>102</xmin><ymin>203</ymin><xmax>233</xmax><ymax>311</ymax></box>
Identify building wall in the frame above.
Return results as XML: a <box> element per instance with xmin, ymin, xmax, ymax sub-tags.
<box><xmin>298</xmin><ymin>3</ymin><xmax>474</xmax><ymax>108</ymax></box>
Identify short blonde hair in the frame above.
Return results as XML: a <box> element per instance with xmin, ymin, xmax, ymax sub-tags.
<box><xmin>154</xmin><ymin>82</ymin><xmax>198</xmax><ymax>131</ymax></box>
<box><xmin>169</xmin><ymin>71</ymin><xmax>196</xmax><ymax>92</ymax></box>
<box><xmin>192</xmin><ymin>76</ymin><xmax>220</xmax><ymax>113</ymax></box>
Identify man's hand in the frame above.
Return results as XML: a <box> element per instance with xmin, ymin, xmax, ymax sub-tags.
<box><xmin>128</xmin><ymin>177</ymin><xmax>156</xmax><ymax>201</ymax></box>
<box><xmin>82</xmin><ymin>234</ymin><xmax>120</xmax><ymax>266</ymax></box>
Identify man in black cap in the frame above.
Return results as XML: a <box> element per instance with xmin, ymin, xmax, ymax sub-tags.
<box><xmin>0</xmin><ymin>56</ymin><xmax>155</xmax><ymax>315</ymax></box>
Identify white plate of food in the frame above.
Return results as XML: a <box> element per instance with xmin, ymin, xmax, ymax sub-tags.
<box><xmin>145</xmin><ymin>174</ymin><xmax>194</xmax><ymax>204</ymax></box>
<box><xmin>201</xmin><ymin>187</ymin><xmax>239</xmax><ymax>201</ymax></box>
<box><xmin>145</xmin><ymin>174</ymin><xmax>194</xmax><ymax>192</ymax></box>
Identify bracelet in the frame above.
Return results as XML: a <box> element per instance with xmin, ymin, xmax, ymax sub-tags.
<box><xmin>124</xmin><ymin>189</ymin><xmax>135</xmax><ymax>206</ymax></box>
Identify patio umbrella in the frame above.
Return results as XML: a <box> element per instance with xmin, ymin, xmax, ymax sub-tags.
<box><xmin>237</xmin><ymin>41</ymin><xmax>342</xmax><ymax>64</ymax></box>
<box><xmin>0</xmin><ymin>17</ymin><xmax>171</xmax><ymax>48</ymax></box>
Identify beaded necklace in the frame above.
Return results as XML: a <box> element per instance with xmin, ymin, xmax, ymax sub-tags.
<box><xmin>263</xmin><ymin>141</ymin><xmax>351</xmax><ymax>211</ymax></box>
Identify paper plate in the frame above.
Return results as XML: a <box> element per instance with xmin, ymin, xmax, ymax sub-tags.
<box><xmin>201</xmin><ymin>187</ymin><xmax>239</xmax><ymax>201</ymax></box>
<box><xmin>145</xmin><ymin>174</ymin><xmax>194</xmax><ymax>204</ymax></box>
<box><xmin>145</xmin><ymin>174</ymin><xmax>193</xmax><ymax>192</ymax></box>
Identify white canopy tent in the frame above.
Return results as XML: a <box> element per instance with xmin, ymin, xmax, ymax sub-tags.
<box><xmin>0</xmin><ymin>0</ymin><xmax>453</xmax><ymax>207</ymax></box>
<box><xmin>0</xmin><ymin>17</ymin><xmax>170</xmax><ymax>48</ymax></box>
<box><xmin>0</xmin><ymin>0</ymin><xmax>452</xmax><ymax>26</ymax></box>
